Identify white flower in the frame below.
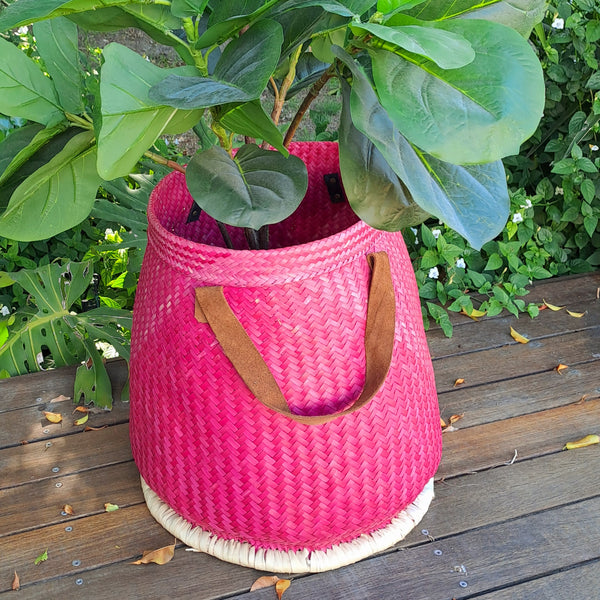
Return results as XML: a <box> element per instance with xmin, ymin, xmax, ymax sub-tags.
<box><xmin>410</xmin><ymin>227</ymin><xmax>419</xmax><ymax>244</ymax></box>
<box><xmin>512</xmin><ymin>212</ymin><xmax>524</xmax><ymax>223</ymax></box>
<box><xmin>0</xmin><ymin>305</ymin><xmax>10</xmax><ymax>316</ymax></box>
<box><xmin>551</xmin><ymin>17</ymin><xmax>564</xmax><ymax>29</ymax></box>
<box><xmin>17</xmin><ymin>26</ymin><xmax>28</xmax><ymax>35</ymax></box>
<box><xmin>590</xmin><ymin>145</ymin><xmax>599</xmax><ymax>151</ymax></box>
<box><xmin>520</xmin><ymin>199</ymin><xmax>533</xmax><ymax>209</ymax></box>
<box><xmin>431</xmin><ymin>228</ymin><xmax>442</xmax><ymax>239</ymax></box>
<box><xmin>456</xmin><ymin>258</ymin><xmax>466</xmax><ymax>269</ymax></box>
<box><xmin>555</xmin><ymin>187</ymin><xmax>564</xmax><ymax>195</ymax></box>
<box><xmin>428</xmin><ymin>267</ymin><xmax>439</xmax><ymax>279</ymax></box>
<box><xmin>104</xmin><ymin>228</ymin><xmax>115</xmax><ymax>240</ymax></box>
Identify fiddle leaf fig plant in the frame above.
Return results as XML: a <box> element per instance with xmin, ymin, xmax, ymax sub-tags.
<box><xmin>0</xmin><ymin>0</ymin><xmax>546</xmax><ymax>251</ymax></box>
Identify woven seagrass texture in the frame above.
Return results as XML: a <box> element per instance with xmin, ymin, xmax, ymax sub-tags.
<box><xmin>130</xmin><ymin>142</ymin><xmax>442</xmax><ymax>552</ymax></box>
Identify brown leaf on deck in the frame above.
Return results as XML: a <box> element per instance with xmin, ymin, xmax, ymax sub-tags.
<box><xmin>555</xmin><ymin>364</ymin><xmax>569</xmax><ymax>374</ymax></box>
<box><xmin>510</xmin><ymin>327</ymin><xmax>529</xmax><ymax>344</ymax></box>
<box><xmin>453</xmin><ymin>378</ymin><xmax>465</xmax><ymax>387</ymax></box>
<box><xmin>12</xmin><ymin>571</ymin><xmax>20</xmax><ymax>591</ymax></box>
<box><xmin>73</xmin><ymin>406</ymin><xmax>90</xmax><ymax>414</ymax></box>
<box><xmin>62</xmin><ymin>504</ymin><xmax>74</xmax><ymax>515</ymax></box>
<box><xmin>131</xmin><ymin>543</ymin><xmax>175</xmax><ymax>565</ymax></box>
<box><xmin>43</xmin><ymin>411</ymin><xmax>62</xmax><ymax>423</ymax></box>
<box><xmin>251</xmin><ymin>575</ymin><xmax>281</xmax><ymax>591</ymax></box>
<box><xmin>449</xmin><ymin>414</ymin><xmax>464</xmax><ymax>425</ymax></box>
<box><xmin>276</xmin><ymin>579</ymin><xmax>291</xmax><ymax>599</ymax></box>
<box><xmin>50</xmin><ymin>394</ymin><xmax>71</xmax><ymax>403</ymax></box>
<box><xmin>440</xmin><ymin>417</ymin><xmax>447</xmax><ymax>429</ymax></box>
<box><xmin>84</xmin><ymin>424</ymin><xmax>108</xmax><ymax>431</ymax></box>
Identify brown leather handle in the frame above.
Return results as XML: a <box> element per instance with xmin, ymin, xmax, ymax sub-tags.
<box><xmin>194</xmin><ymin>252</ymin><xmax>395</xmax><ymax>425</ymax></box>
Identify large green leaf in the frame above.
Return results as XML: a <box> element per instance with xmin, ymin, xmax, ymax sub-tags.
<box><xmin>77</xmin><ymin>308</ymin><xmax>133</xmax><ymax>361</ymax></box>
<box><xmin>370</xmin><ymin>19</ymin><xmax>544</xmax><ymax>165</ymax></box>
<box><xmin>171</xmin><ymin>0</ymin><xmax>210</xmax><ymax>18</ymax></box>
<box><xmin>98</xmin><ymin>43</ymin><xmax>203</xmax><ymax>179</ymax></box>
<box><xmin>0</xmin><ymin>130</ymin><xmax>101</xmax><ymax>241</ymax></box>
<box><xmin>150</xmin><ymin>20</ymin><xmax>284</xmax><ymax>109</ymax></box>
<box><xmin>0</xmin><ymin>37</ymin><xmax>63</xmax><ymax>126</ymax></box>
<box><xmin>0</xmin><ymin>262</ymin><xmax>92</xmax><ymax>374</ymax></box>
<box><xmin>73</xmin><ymin>335</ymin><xmax>114</xmax><ymax>409</ymax></box>
<box><xmin>185</xmin><ymin>144</ymin><xmax>308</xmax><ymax>229</ymax></box>
<box><xmin>350</xmin><ymin>21</ymin><xmax>475</xmax><ymax>69</ymax></box>
<box><xmin>216</xmin><ymin>101</ymin><xmax>288</xmax><ymax>155</ymax></box>
<box><xmin>407</xmin><ymin>0</ymin><xmax>547</xmax><ymax>37</ymax></box>
<box><xmin>33</xmin><ymin>17</ymin><xmax>84</xmax><ymax>114</ymax></box>
<box><xmin>334</xmin><ymin>46</ymin><xmax>509</xmax><ymax>248</ymax></box>
<box><xmin>339</xmin><ymin>80</ymin><xmax>429</xmax><ymax>230</ymax></box>
<box><xmin>0</xmin><ymin>121</ymin><xmax>68</xmax><ymax>188</ymax></box>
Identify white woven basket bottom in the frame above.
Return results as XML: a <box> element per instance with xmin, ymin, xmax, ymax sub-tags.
<box><xmin>141</xmin><ymin>476</ymin><xmax>434</xmax><ymax>573</ymax></box>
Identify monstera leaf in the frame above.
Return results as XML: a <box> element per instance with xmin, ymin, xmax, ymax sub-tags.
<box><xmin>0</xmin><ymin>261</ymin><xmax>132</xmax><ymax>409</ymax></box>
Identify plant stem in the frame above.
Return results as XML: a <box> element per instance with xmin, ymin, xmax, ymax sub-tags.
<box><xmin>271</xmin><ymin>45</ymin><xmax>302</xmax><ymax>126</ymax></box>
<box><xmin>244</xmin><ymin>228</ymin><xmax>261</xmax><ymax>250</ymax></box>
<box><xmin>144</xmin><ymin>151</ymin><xmax>186</xmax><ymax>174</ymax></box>
<box><xmin>217</xmin><ymin>222</ymin><xmax>234</xmax><ymax>249</ymax></box>
<box><xmin>283</xmin><ymin>69</ymin><xmax>334</xmax><ymax>148</ymax></box>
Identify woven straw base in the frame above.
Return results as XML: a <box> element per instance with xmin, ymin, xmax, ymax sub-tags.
<box><xmin>141</xmin><ymin>477</ymin><xmax>434</xmax><ymax>573</ymax></box>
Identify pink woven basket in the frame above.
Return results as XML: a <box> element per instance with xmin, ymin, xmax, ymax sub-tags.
<box><xmin>130</xmin><ymin>142</ymin><xmax>442</xmax><ymax>572</ymax></box>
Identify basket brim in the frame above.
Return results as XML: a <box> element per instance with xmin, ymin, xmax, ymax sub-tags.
<box><xmin>140</xmin><ymin>476</ymin><xmax>434</xmax><ymax>574</ymax></box>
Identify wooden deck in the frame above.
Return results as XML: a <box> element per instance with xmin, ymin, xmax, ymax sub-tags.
<box><xmin>1</xmin><ymin>272</ymin><xmax>599</xmax><ymax>599</ymax></box>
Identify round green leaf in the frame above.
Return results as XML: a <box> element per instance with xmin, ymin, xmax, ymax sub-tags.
<box><xmin>185</xmin><ymin>144</ymin><xmax>308</xmax><ymax>230</ymax></box>
<box><xmin>371</xmin><ymin>19</ymin><xmax>545</xmax><ymax>165</ymax></box>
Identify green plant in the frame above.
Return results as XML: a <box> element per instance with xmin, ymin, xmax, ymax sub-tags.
<box><xmin>0</xmin><ymin>0</ymin><xmax>545</xmax><ymax>252</ymax></box>
<box><xmin>0</xmin><ymin>261</ymin><xmax>131</xmax><ymax>407</ymax></box>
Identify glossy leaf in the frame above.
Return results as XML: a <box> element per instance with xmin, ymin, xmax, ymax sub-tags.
<box><xmin>76</xmin><ymin>308</ymin><xmax>134</xmax><ymax>361</ymax></box>
<box><xmin>151</xmin><ymin>20</ymin><xmax>283</xmax><ymax>109</ymax></box>
<box><xmin>351</xmin><ymin>21</ymin><xmax>475</xmax><ymax>69</ymax></box>
<box><xmin>171</xmin><ymin>0</ymin><xmax>210</xmax><ymax>18</ymax></box>
<box><xmin>0</xmin><ymin>122</ymin><xmax>68</xmax><ymax>188</ymax></box>
<box><xmin>185</xmin><ymin>144</ymin><xmax>308</xmax><ymax>229</ymax></box>
<box><xmin>407</xmin><ymin>0</ymin><xmax>547</xmax><ymax>37</ymax></box>
<box><xmin>216</xmin><ymin>101</ymin><xmax>287</xmax><ymax>155</ymax></box>
<box><xmin>33</xmin><ymin>17</ymin><xmax>83</xmax><ymax>114</ymax></box>
<box><xmin>378</xmin><ymin>0</ymin><xmax>427</xmax><ymax>11</ymax></box>
<box><xmin>0</xmin><ymin>130</ymin><xmax>100</xmax><ymax>242</ymax></box>
<box><xmin>371</xmin><ymin>19</ymin><xmax>544</xmax><ymax>165</ymax></box>
<box><xmin>339</xmin><ymin>80</ymin><xmax>429</xmax><ymax>230</ymax></box>
<box><xmin>334</xmin><ymin>47</ymin><xmax>509</xmax><ymax>247</ymax></box>
<box><xmin>0</xmin><ymin>37</ymin><xmax>63</xmax><ymax>126</ymax></box>
<box><xmin>98</xmin><ymin>43</ymin><xmax>203</xmax><ymax>179</ymax></box>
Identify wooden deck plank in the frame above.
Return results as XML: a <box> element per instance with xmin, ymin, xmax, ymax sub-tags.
<box><xmin>472</xmin><ymin>560</ymin><xmax>600</xmax><ymax>600</ymax></box>
<box><xmin>433</xmin><ymin>326</ymin><xmax>599</xmax><ymax>393</ymax></box>
<box><xmin>4</xmin><ymin>447</ymin><xmax>598</xmax><ymax>599</ymax></box>
<box><xmin>232</xmin><ymin>497</ymin><xmax>600</xmax><ymax>600</ymax></box>
<box><xmin>438</xmin><ymin>360</ymin><xmax>599</xmax><ymax>429</ymax></box>
<box><xmin>428</xmin><ymin>295</ymin><xmax>599</xmax><ymax>359</ymax></box>
<box><xmin>1</xmin><ymin>424</ymin><xmax>132</xmax><ymax>489</ymax></box>
<box><xmin>438</xmin><ymin>397</ymin><xmax>600</xmax><ymax>479</ymax></box>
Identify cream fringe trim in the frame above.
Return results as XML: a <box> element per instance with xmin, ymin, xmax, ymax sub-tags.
<box><xmin>141</xmin><ymin>477</ymin><xmax>434</xmax><ymax>573</ymax></box>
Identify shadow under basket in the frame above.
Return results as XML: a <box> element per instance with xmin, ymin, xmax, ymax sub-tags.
<box><xmin>129</xmin><ymin>141</ymin><xmax>442</xmax><ymax>573</ymax></box>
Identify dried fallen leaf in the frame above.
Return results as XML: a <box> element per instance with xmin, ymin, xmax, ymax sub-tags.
<box><xmin>43</xmin><ymin>411</ymin><xmax>62</xmax><ymax>424</ymax></box>
<box><xmin>510</xmin><ymin>327</ymin><xmax>529</xmax><ymax>344</ymax></box>
<box><xmin>62</xmin><ymin>504</ymin><xmax>74</xmax><ymax>515</ymax></box>
<box><xmin>73</xmin><ymin>406</ymin><xmax>90</xmax><ymax>414</ymax></box>
<box><xmin>555</xmin><ymin>363</ymin><xmax>569</xmax><ymax>374</ymax></box>
<box><xmin>440</xmin><ymin>417</ymin><xmax>447</xmax><ymax>429</ymax></box>
<box><xmin>251</xmin><ymin>575</ymin><xmax>281</xmax><ymax>592</ymax></box>
<box><xmin>73</xmin><ymin>413</ymin><xmax>89</xmax><ymax>426</ymax></box>
<box><xmin>84</xmin><ymin>425</ymin><xmax>108</xmax><ymax>432</ymax></box>
<box><xmin>131</xmin><ymin>543</ymin><xmax>175</xmax><ymax>565</ymax></box>
<box><xmin>34</xmin><ymin>549</ymin><xmax>48</xmax><ymax>565</ymax></box>
<box><xmin>566</xmin><ymin>310</ymin><xmax>586</xmax><ymax>318</ymax></box>
<box><xmin>460</xmin><ymin>307</ymin><xmax>486</xmax><ymax>320</ymax></box>
<box><xmin>564</xmin><ymin>434</ymin><xmax>600</xmax><ymax>450</ymax></box>
<box><xmin>275</xmin><ymin>579</ymin><xmax>291</xmax><ymax>599</ymax></box>
<box><xmin>50</xmin><ymin>394</ymin><xmax>71</xmax><ymax>403</ymax></box>
<box><xmin>449</xmin><ymin>414</ymin><xmax>464</xmax><ymax>425</ymax></box>
<box><xmin>12</xmin><ymin>571</ymin><xmax>20</xmax><ymax>591</ymax></box>
<box><xmin>104</xmin><ymin>503</ymin><xmax>119</xmax><ymax>512</ymax></box>
<box><xmin>453</xmin><ymin>378</ymin><xmax>465</xmax><ymax>387</ymax></box>
<box><xmin>543</xmin><ymin>299</ymin><xmax>565</xmax><ymax>311</ymax></box>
